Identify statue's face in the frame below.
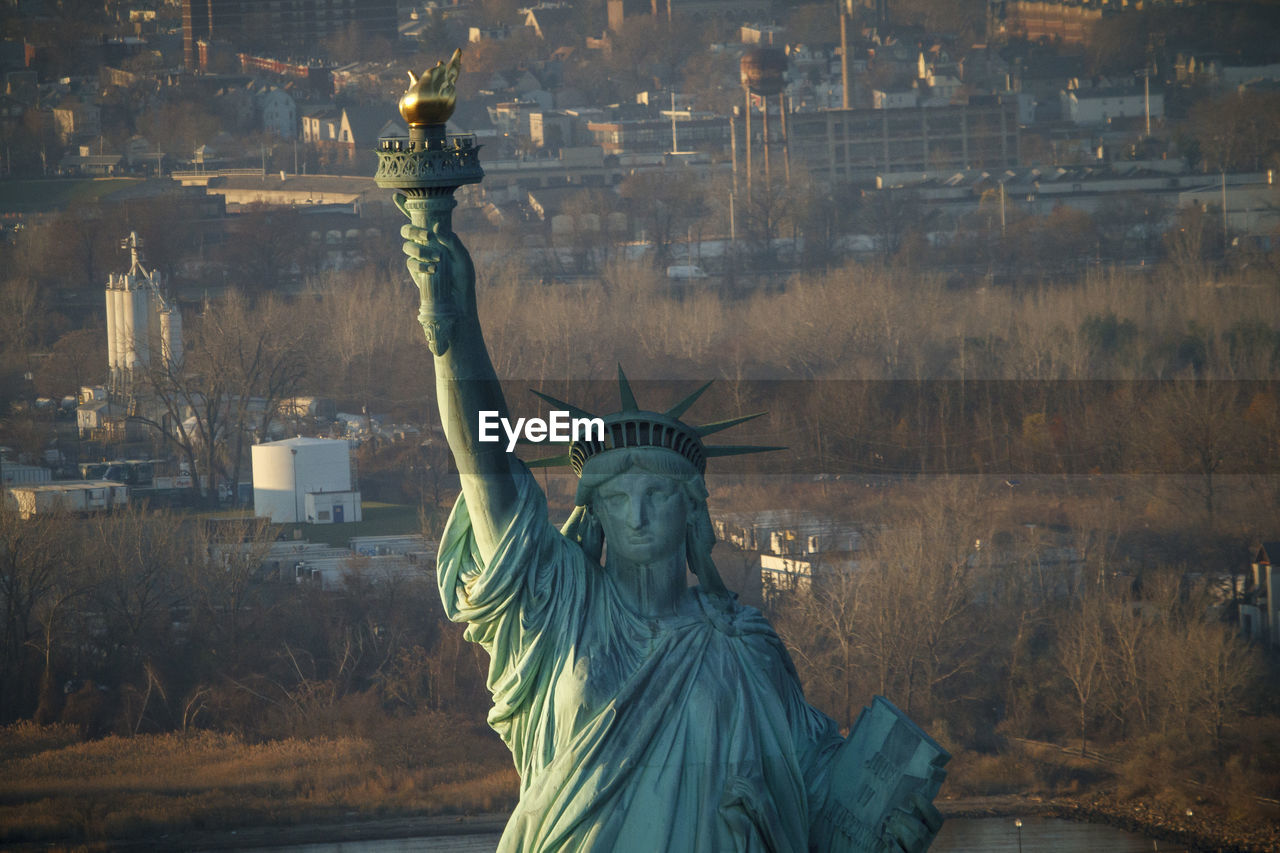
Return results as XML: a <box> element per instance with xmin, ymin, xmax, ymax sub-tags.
<box><xmin>592</xmin><ymin>470</ymin><xmax>689</xmax><ymax>565</ymax></box>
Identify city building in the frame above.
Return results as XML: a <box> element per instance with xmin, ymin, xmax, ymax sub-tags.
<box><xmin>586</xmin><ymin>112</ymin><xmax>729</xmax><ymax>154</ymax></box>
<box><xmin>1003</xmin><ymin>0</ymin><xmax>1104</xmax><ymax>46</ymax></box>
<box><xmin>786</xmin><ymin>98</ymin><xmax>1020</xmax><ymax>182</ymax></box>
<box><xmin>713</xmin><ymin>509</ymin><xmax>863</xmax><ymax>602</ymax></box>
<box><xmin>183</xmin><ymin>0</ymin><xmax>397</xmax><ymax>70</ymax></box>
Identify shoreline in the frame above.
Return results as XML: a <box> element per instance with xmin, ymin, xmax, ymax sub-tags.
<box><xmin>937</xmin><ymin>794</ymin><xmax>1280</xmax><ymax>853</ymax></box>
<box><xmin>47</xmin><ymin>795</ymin><xmax>1272</xmax><ymax>853</ymax></box>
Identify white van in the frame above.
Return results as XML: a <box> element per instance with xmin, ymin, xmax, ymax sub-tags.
<box><xmin>666</xmin><ymin>264</ymin><xmax>709</xmax><ymax>280</ymax></box>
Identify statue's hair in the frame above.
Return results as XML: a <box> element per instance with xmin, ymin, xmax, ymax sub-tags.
<box><xmin>573</xmin><ymin>448</ymin><xmax>729</xmax><ymax>597</ymax></box>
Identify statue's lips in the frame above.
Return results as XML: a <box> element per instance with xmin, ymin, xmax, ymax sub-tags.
<box><xmin>619</xmin><ymin>530</ymin><xmax>659</xmax><ymax>546</ymax></box>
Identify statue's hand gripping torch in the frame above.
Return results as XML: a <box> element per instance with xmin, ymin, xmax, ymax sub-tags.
<box><xmin>398</xmin><ymin>196</ymin><xmax>476</xmax><ymax>357</ymax></box>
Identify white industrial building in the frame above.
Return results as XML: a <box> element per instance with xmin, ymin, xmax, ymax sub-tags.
<box><xmin>105</xmin><ymin>232</ymin><xmax>182</xmax><ymax>393</ymax></box>
<box><xmin>251</xmin><ymin>436</ymin><xmax>362</xmax><ymax>524</ymax></box>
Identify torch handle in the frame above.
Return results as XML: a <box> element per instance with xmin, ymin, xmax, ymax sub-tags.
<box><xmin>399</xmin><ymin>193</ymin><xmax>463</xmax><ymax>357</ymax></box>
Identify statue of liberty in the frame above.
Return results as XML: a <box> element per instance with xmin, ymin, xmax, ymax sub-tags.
<box><xmin>382</xmin><ymin>50</ymin><xmax>947</xmax><ymax>853</ymax></box>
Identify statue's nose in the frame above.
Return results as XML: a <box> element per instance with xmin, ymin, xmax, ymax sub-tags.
<box><xmin>627</xmin><ymin>495</ymin><xmax>647</xmax><ymax>528</ymax></box>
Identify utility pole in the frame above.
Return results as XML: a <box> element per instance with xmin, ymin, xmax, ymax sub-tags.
<box><xmin>1221</xmin><ymin>171</ymin><xmax>1229</xmax><ymax>252</ymax></box>
<box><xmin>1143</xmin><ymin>68</ymin><xmax>1151</xmax><ymax>137</ymax></box>
<box><xmin>729</xmin><ymin>113</ymin><xmax>738</xmax><ymax>196</ymax></box>
<box><xmin>779</xmin><ymin>92</ymin><xmax>790</xmax><ymax>185</ymax></box>
<box><xmin>840</xmin><ymin>0</ymin><xmax>851</xmax><ymax>109</ymax></box>
<box><xmin>744</xmin><ymin>90</ymin><xmax>753</xmax><ymax>204</ymax></box>
<box><xmin>1000</xmin><ymin>179</ymin><xmax>1006</xmax><ymax>237</ymax></box>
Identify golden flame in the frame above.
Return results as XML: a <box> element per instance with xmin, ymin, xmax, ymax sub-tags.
<box><xmin>399</xmin><ymin>48</ymin><xmax>463</xmax><ymax>127</ymax></box>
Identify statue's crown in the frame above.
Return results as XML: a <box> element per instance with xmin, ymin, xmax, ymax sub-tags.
<box><xmin>528</xmin><ymin>367</ymin><xmax>782</xmax><ymax>476</ymax></box>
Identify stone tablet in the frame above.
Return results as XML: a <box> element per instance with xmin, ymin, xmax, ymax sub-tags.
<box><xmin>813</xmin><ymin>696</ymin><xmax>950</xmax><ymax>852</ymax></box>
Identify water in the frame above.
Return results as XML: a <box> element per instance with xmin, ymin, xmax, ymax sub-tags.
<box><xmin>934</xmin><ymin>816</ymin><xmax>1187</xmax><ymax>852</ymax></box>
<box><xmin>233</xmin><ymin>816</ymin><xmax>1187</xmax><ymax>852</ymax></box>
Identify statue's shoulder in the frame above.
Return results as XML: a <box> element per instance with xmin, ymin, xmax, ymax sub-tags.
<box><xmin>691</xmin><ymin>589</ymin><xmax>779</xmax><ymax>637</ymax></box>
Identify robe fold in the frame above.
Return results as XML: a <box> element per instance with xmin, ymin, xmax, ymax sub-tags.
<box><xmin>439</xmin><ymin>469</ymin><xmax>843</xmax><ymax>852</ymax></box>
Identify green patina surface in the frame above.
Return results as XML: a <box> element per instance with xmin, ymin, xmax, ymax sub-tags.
<box><xmin>377</xmin><ymin>49</ymin><xmax>947</xmax><ymax>853</ymax></box>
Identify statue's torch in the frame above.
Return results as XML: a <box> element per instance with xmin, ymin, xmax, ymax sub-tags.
<box><xmin>375</xmin><ymin>49</ymin><xmax>483</xmax><ymax>355</ymax></box>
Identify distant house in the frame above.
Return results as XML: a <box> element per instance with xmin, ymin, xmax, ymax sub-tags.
<box><xmin>301</xmin><ymin>106</ymin><xmax>342</xmax><ymax>146</ymax></box>
<box><xmin>469</xmin><ymin>25</ymin><xmax>514</xmax><ymax>43</ymax></box>
<box><xmin>522</xmin><ymin>3</ymin><xmax>576</xmax><ymax>46</ymax></box>
<box><xmin>124</xmin><ymin>135</ymin><xmax>162</xmax><ymax>171</ymax></box>
<box><xmin>51</xmin><ymin>99</ymin><xmax>101</xmax><ymax>143</ymax></box>
<box><xmin>303</xmin><ymin>105</ymin><xmax>404</xmax><ymax>167</ymax></box>
<box><xmin>1060</xmin><ymin>83</ymin><xmax>1163</xmax><ymax>127</ymax></box>
<box><xmin>58</xmin><ymin>147</ymin><xmax>122</xmax><ymax>176</ymax></box>
<box><xmin>1240</xmin><ymin>542</ymin><xmax>1280</xmax><ymax>648</ymax></box>
<box><xmin>258</xmin><ymin>87</ymin><xmax>297</xmax><ymax>139</ymax></box>
<box><xmin>491</xmin><ymin>100</ymin><xmax>542</xmax><ymax>136</ymax></box>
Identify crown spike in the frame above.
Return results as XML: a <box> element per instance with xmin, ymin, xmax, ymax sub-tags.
<box><xmin>665</xmin><ymin>380</ymin><xmax>714</xmax><ymax>419</ymax></box>
<box><xmin>530</xmin><ymin>390</ymin><xmax>598</xmax><ymax>422</ymax></box>
<box><xmin>696</xmin><ymin>412</ymin><xmax>766</xmax><ymax>437</ymax></box>
<box><xmin>526</xmin><ymin>453</ymin><xmax>574</xmax><ymax>468</ymax></box>
<box><xmin>617</xmin><ymin>364</ymin><xmax>639</xmax><ymax>412</ymax></box>
<box><xmin>703</xmin><ymin>445</ymin><xmax>786</xmax><ymax>458</ymax></box>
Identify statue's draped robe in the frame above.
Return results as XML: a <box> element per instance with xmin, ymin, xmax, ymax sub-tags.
<box><xmin>439</xmin><ymin>471</ymin><xmax>843</xmax><ymax>852</ymax></box>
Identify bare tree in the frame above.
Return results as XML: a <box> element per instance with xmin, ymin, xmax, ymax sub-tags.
<box><xmin>0</xmin><ymin>504</ymin><xmax>77</xmax><ymax>720</ymax></box>
<box><xmin>1182</xmin><ymin>618</ymin><xmax>1259</xmax><ymax>763</ymax></box>
<box><xmin>1054</xmin><ymin>584</ymin><xmax>1107</xmax><ymax>756</ymax></box>
<box><xmin>1143</xmin><ymin>380</ymin><xmax>1246</xmax><ymax>530</ymax></box>
<box><xmin>619</xmin><ymin>171</ymin><xmax>710</xmax><ymax>270</ymax></box>
<box><xmin>34</xmin><ymin>327</ymin><xmax>105</xmax><ymax>400</ymax></box>
<box><xmin>134</xmin><ymin>291</ymin><xmax>307</xmax><ymax>506</ymax></box>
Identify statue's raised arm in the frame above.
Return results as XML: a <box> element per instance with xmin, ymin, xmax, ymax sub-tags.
<box><xmin>379</xmin><ymin>48</ymin><xmax>516</xmax><ymax>560</ymax></box>
<box><xmin>401</xmin><ymin>204</ymin><xmax>517</xmax><ymax>560</ymax></box>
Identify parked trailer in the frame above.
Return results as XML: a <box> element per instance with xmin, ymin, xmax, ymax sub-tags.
<box><xmin>1</xmin><ymin>463</ymin><xmax>53</xmax><ymax>486</ymax></box>
<box><xmin>79</xmin><ymin>459</ymin><xmax>156</xmax><ymax>487</ymax></box>
<box><xmin>6</xmin><ymin>480</ymin><xmax>130</xmax><ymax>519</ymax></box>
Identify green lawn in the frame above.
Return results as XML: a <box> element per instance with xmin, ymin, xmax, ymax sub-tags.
<box><xmin>292</xmin><ymin>501</ymin><xmax>424</xmax><ymax>546</ymax></box>
<box><xmin>0</xmin><ymin>177</ymin><xmax>144</xmax><ymax>213</ymax></box>
<box><xmin>195</xmin><ymin>502</ymin><xmax>425</xmax><ymax>546</ymax></box>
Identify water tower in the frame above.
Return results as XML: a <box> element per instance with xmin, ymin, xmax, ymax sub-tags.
<box><xmin>739</xmin><ymin>48</ymin><xmax>790</xmax><ymax>199</ymax></box>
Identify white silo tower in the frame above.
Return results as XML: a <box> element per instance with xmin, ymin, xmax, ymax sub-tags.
<box><xmin>105</xmin><ymin>232</ymin><xmax>183</xmax><ymax>393</ymax></box>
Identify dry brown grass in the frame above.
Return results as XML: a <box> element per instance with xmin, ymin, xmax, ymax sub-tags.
<box><xmin>0</xmin><ymin>715</ymin><xmax>518</xmax><ymax>846</ymax></box>
<box><xmin>943</xmin><ymin>749</ymin><xmax>1043</xmax><ymax>797</ymax></box>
